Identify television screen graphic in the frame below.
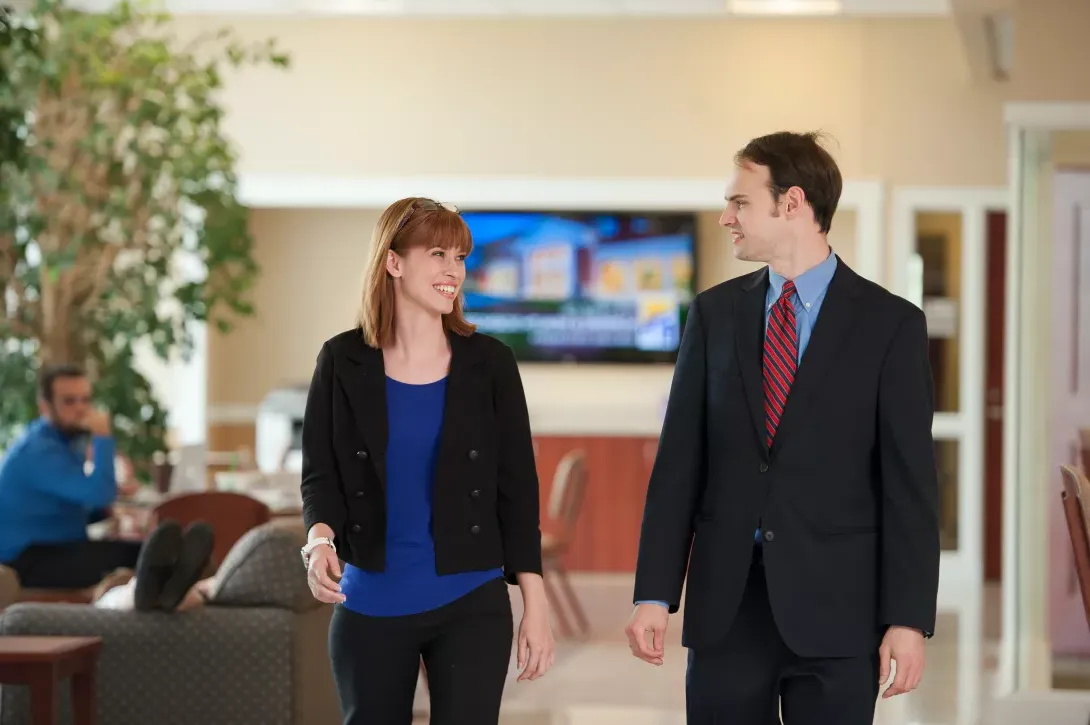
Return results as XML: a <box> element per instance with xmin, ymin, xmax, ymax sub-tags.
<box><xmin>460</xmin><ymin>211</ymin><xmax>697</xmax><ymax>364</ymax></box>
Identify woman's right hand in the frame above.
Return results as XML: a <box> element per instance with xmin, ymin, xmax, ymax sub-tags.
<box><xmin>306</xmin><ymin>544</ymin><xmax>346</xmax><ymax>604</ymax></box>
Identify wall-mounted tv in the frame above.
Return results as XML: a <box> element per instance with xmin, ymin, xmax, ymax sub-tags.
<box><xmin>461</xmin><ymin>210</ymin><xmax>698</xmax><ymax>364</ymax></box>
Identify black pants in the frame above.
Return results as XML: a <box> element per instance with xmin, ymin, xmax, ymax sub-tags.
<box><xmin>6</xmin><ymin>539</ymin><xmax>143</xmax><ymax>589</ymax></box>
<box><xmin>685</xmin><ymin>546</ymin><xmax>880</xmax><ymax>725</ymax></box>
<box><xmin>328</xmin><ymin>577</ymin><xmax>514</xmax><ymax>725</ymax></box>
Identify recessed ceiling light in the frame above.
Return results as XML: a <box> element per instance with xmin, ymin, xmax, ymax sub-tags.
<box><xmin>728</xmin><ymin>0</ymin><xmax>843</xmax><ymax>16</ymax></box>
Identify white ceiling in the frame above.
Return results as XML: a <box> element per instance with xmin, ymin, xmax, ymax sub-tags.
<box><xmin>65</xmin><ymin>0</ymin><xmax>953</xmax><ymax>16</ymax></box>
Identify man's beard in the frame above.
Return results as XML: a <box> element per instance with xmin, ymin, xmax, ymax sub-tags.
<box><xmin>52</xmin><ymin>420</ymin><xmax>90</xmax><ymax>439</ymax></box>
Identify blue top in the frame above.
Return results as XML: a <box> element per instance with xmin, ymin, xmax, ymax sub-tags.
<box><xmin>339</xmin><ymin>376</ymin><xmax>503</xmax><ymax>617</ymax></box>
<box><xmin>638</xmin><ymin>250</ymin><xmax>839</xmax><ymax>608</ymax></box>
<box><xmin>0</xmin><ymin>418</ymin><xmax>118</xmax><ymax>563</ymax></box>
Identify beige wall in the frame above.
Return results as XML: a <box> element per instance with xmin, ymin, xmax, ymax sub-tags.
<box><xmin>1010</xmin><ymin>0</ymin><xmax>1090</xmax><ymax>102</ymax></box>
<box><xmin>179</xmin><ymin>15</ymin><xmax>1016</xmax><ymax>187</ymax></box>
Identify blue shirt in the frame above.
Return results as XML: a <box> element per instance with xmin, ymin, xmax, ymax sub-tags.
<box><xmin>638</xmin><ymin>251</ymin><xmax>838</xmax><ymax>609</ymax></box>
<box><xmin>764</xmin><ymin>249</ymin><xmax>837</xmax><ymax>362</ymax></box>
<box><xmin>338</xmin><ymin>376</ymin><xmax>503</xmax><ymax>617</ymax></box>
<box><xmin>0</xmin><ymin>418</ymin><xmax>118</xmax><ymax>563</ymax></box>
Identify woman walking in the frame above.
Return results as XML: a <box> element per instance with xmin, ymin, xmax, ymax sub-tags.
<box><xmin>300</xmin><ymin>197</ymin><xmax>554</xmax><ymax>725</ymax></box>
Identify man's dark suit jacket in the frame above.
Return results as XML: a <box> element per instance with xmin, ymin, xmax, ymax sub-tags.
<box><xmin>300</xmin><ymin>328</ymin><xmax>544</xmax><ymax>586</ymax></box>
<box><xmin>633</xmin><ymin>259</ymin><xmax>941</xmax><ymax>658</ymax></box>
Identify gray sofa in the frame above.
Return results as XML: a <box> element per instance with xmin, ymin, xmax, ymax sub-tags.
<box><xmin>0</xmin><ymin>519</ymin><xmax>341</xmax><ymax>725</ymax></box>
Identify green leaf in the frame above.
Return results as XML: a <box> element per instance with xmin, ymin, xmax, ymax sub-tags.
<box><xmin>0</xmin><ymin>0</ymin><xmax>290</xmax><ymax>468</ymax></box>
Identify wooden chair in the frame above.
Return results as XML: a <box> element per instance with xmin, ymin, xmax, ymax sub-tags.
<box><xmin>541</xmin><ymin>448</ymin><xmax>590</xmax><ymax>639</ymax></box>
<box><xmin>149</xmin><ymin>491</ymin><xmax>271</xmax><ymax>572</ymax></box>
<box><xmin>1060</xmin><ymin>464</ymin><xmax>1090</xmax><ymax>631</ymax></box>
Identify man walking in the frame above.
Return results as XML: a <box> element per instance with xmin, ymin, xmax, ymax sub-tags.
<box><xmin>625</xmin><ymin>131</ymin><xmax>940</xmax><ymax>724</ymax></box>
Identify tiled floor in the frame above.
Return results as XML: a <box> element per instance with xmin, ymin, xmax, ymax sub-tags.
<box><xmin>410</xmin><ymin>575</ymin><xmax>1009</xmax><ymax>724</ymax></box>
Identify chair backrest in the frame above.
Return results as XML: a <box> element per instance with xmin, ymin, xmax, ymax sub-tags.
<box><xmin>546</xmin><ymin>448</ymin><xmax>588</xmax><ymax>543</ymax></box>
<box><xmin>151</xmin><ymin>491</ymin><xmax>272</xmax><ymax>572</ymax></box>
<box><xmin>1060</xmin><ymin>464</ymin><xmax>1090</xmax><ymax>631</ymax></box>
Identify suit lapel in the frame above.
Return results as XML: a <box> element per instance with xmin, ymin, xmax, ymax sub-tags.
<box><xmin>735</xmin><ymin>268</ymin><xmax>771</xmax><ymax>458</ymax></box>
<box><xmin>770</xmin><ymin>260</ymin><xmax>864</xmax><ymax>456</ymax></box>
<box><xmin>439</xmin><ymin>333</ymin><xmax>485</xmax><ymax>464</ymax></box>
<box><xmin>339</xmin><ymin>334</ymin><xmax>389</xmax><ymax>490</ymax></box>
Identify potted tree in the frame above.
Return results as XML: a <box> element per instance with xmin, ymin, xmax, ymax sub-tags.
<box><xmin>0</xmin><ymin>0</ymin><xmax>289</xmax><ymax>477</ymax></box>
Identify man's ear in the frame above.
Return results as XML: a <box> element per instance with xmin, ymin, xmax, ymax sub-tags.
<box><xmin>386</xmin><ymin>250</ymin><xmax>402</xmax><ymax>278</ymax></box>
<box><xmin>783</xmin><ymin>186</ymin><xmax>807</xmax><ymax>217</ymax></box>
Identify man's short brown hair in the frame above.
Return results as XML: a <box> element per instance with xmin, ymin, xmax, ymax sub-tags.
<box><xmin>734</xmin><ymin>131</ymin><xmax>842</xmax><ymax>235</ymax></box>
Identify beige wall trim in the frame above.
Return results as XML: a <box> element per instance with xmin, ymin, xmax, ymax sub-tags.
<box><xmin>1004</xmin><ymin>103</ymin><xmax>1090</xmax><ymax>132</ymax></box>
<box><xmin>237</xmin><ymin>174</ymin><xmax>886</xmax><ymax>284</ymax></box>
<box><xmin>73</xmin><ymin>0</ymin><xmax>953</xmax><ymax>16</ymax></box>
<box><xmin>208</xmin><ymin>404</ymin><xmax>261</xmax><ymax>425</ymax></box>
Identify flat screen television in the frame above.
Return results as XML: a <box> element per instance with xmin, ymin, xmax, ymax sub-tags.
<box><xmin>460</xmin><ymin>210</ymin><xmax>698</xmax><ymax>364</ymax></box>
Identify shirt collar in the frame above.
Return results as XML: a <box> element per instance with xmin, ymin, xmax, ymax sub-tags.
<box><xmin>767</xmin><ymin>249</ymin><xmax>838</xmax><ymax>308</ymax></box>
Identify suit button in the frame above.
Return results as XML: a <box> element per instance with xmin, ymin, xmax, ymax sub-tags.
<box><xmin>759</xmin><ymin>463</ymin><xmax>769</xmax><ymax>473</ymax></box>
<box><xmin>763</xmin><ymin>530</ymin><xmax>774</xmax><ymax>542</ymax></box>
<box><xmin>351</xmin><ymin>523</ymin><xmax>361</xmax><ymax>533</ymax></box>
<box><xmin>468</xmin><ymin>449</ymin><xmax>479</xmax><ymax>461</ymax></box>
<box><xmin>355</xmin><ymin>491</ymin><xmax>365</xmax><ymax>498</ymax></box>
<box><xmin>470</xmin><ymin>525</ymin><xmax>481</xmax><ymax>534</ymax></box>
<box><xmin>470</xmin><ymin>489</ymin><xmax>481</xmax><ymax>498</ymax></box>
<box><xmin>356</xmin><ymin>450</ymin><xmax>368</xmax><ymax>459</ymax></box>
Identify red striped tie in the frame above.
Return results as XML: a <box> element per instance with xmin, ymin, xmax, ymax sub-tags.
<box><xmin>763</xmin><ymin>279</ymin><xmax>797</xmax><ymax>448</ymax></box>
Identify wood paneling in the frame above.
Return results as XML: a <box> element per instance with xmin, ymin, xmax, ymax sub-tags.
<box><xmin>208</xmin><ymin>423</ymin><xmax>256</xmax><ymax>456</ymax></box>
<box><xmin>535</xmin><ymin>435</ymin><xmax>656</xmax><ymax>573</ymax></box>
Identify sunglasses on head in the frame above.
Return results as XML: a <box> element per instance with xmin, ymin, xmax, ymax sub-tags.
<box><xmin>393</xmin><ymin>198</ymin><xmax>460</xmax><ymax>238</ymax></box>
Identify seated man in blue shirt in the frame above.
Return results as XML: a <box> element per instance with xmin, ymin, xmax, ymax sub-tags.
<box><xmin>0</xmin><ymin>364</ymin><xmax>142</xmax><ymax>591</ymax></box>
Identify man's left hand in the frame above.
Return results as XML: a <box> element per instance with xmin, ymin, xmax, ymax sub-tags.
<box><xmin>879</xmin><ymin>626</ymin><xmax>925</xmax><ymax>698</ymax></box>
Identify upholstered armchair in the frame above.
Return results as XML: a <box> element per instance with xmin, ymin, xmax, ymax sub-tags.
<box><xmin>0</xmin><ymin>519</ymin><xmax>340</xmax><ymax>725</ymax></box>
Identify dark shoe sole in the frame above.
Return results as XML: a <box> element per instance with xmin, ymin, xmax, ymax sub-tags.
<box><xmin>158</xmin><ymin>522</ymin><xmax>215</xmax><ymax>612</ymax></box>
<box><xmin>133</xmin><ymin>521</ymin><xmax>184</xmax><ymax>612</ymax></box>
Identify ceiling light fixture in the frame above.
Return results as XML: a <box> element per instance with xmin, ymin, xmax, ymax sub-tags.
<box><xmin>728</xmin><ymin>0</ymin><xmax>842</xmax><ymax>16</ymax></box>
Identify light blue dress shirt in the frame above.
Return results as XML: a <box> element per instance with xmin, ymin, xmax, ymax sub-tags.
<box><xmin>637</xmin><ymin>250</ymin><xmax>838</xmax><ymax>610</ymax></box>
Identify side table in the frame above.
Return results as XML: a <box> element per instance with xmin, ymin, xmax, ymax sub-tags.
<box><xmin>0</xmin><ymin>636</ymin><xmax>103</xmax><ymax>725</ymax></box>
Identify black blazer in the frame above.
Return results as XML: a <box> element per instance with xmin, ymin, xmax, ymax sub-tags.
<box><xmin>633</xmin><ymin>259</ymin><xmax>941</xmax><ymax>658</ymax></box>
<box><xmin>300</xmin><ymin>328</ymin><xmax>543</xmax><ymax>585</ymax></box>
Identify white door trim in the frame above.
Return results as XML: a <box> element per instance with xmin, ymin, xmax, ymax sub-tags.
<box><xmin>890</xmin><ymin>186</ymin><xmax>1007</xmax><ymax>597</ymax></box>
<box><xmin>1000</xmin><ymin>102</ymin><xmax>1090</xmax><ymax>698</ymax></box>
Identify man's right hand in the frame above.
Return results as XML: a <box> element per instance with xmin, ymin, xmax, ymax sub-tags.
<box><xmin>86</xmin><ymin>409</ymin><xmax>111</xmax><ymax>437</ymax></box>
<box><xmin>625</xmin><ymin>603</ymin><xmax>670</xmax><ymax>665</ymax></box>
<box><xmin>306</xmin><ymin>544</ymin><xmax>345</xmax><ymax>604</ymax></box>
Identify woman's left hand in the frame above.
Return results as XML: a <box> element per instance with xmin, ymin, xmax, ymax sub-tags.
<box><xmin>516</xmin><ymin>603</ymin><xmax>555</xmax><ymax>681</ymax></box>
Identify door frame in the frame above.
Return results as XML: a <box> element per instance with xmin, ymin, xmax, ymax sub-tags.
<box><xmin>999</xmin><ymin>101</ymin><xmax>1090</xmax><ymax>704</ymax></box>
<box><xmin>890</xmin><ymin>186</ymin><xmax>1008</xmax><ymax>606</ymax></box>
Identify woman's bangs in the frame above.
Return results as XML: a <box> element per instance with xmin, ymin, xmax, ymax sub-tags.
<box><xmin>402</xmin><ymin>210</ymin><xmax>473</xmax><ymax>256</ymax></box>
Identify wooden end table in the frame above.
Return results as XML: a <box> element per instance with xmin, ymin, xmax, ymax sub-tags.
<box><xmin>0</xmin><ymin>636</ymin><xmax>102</xmax><ymax>725</ymax></box>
